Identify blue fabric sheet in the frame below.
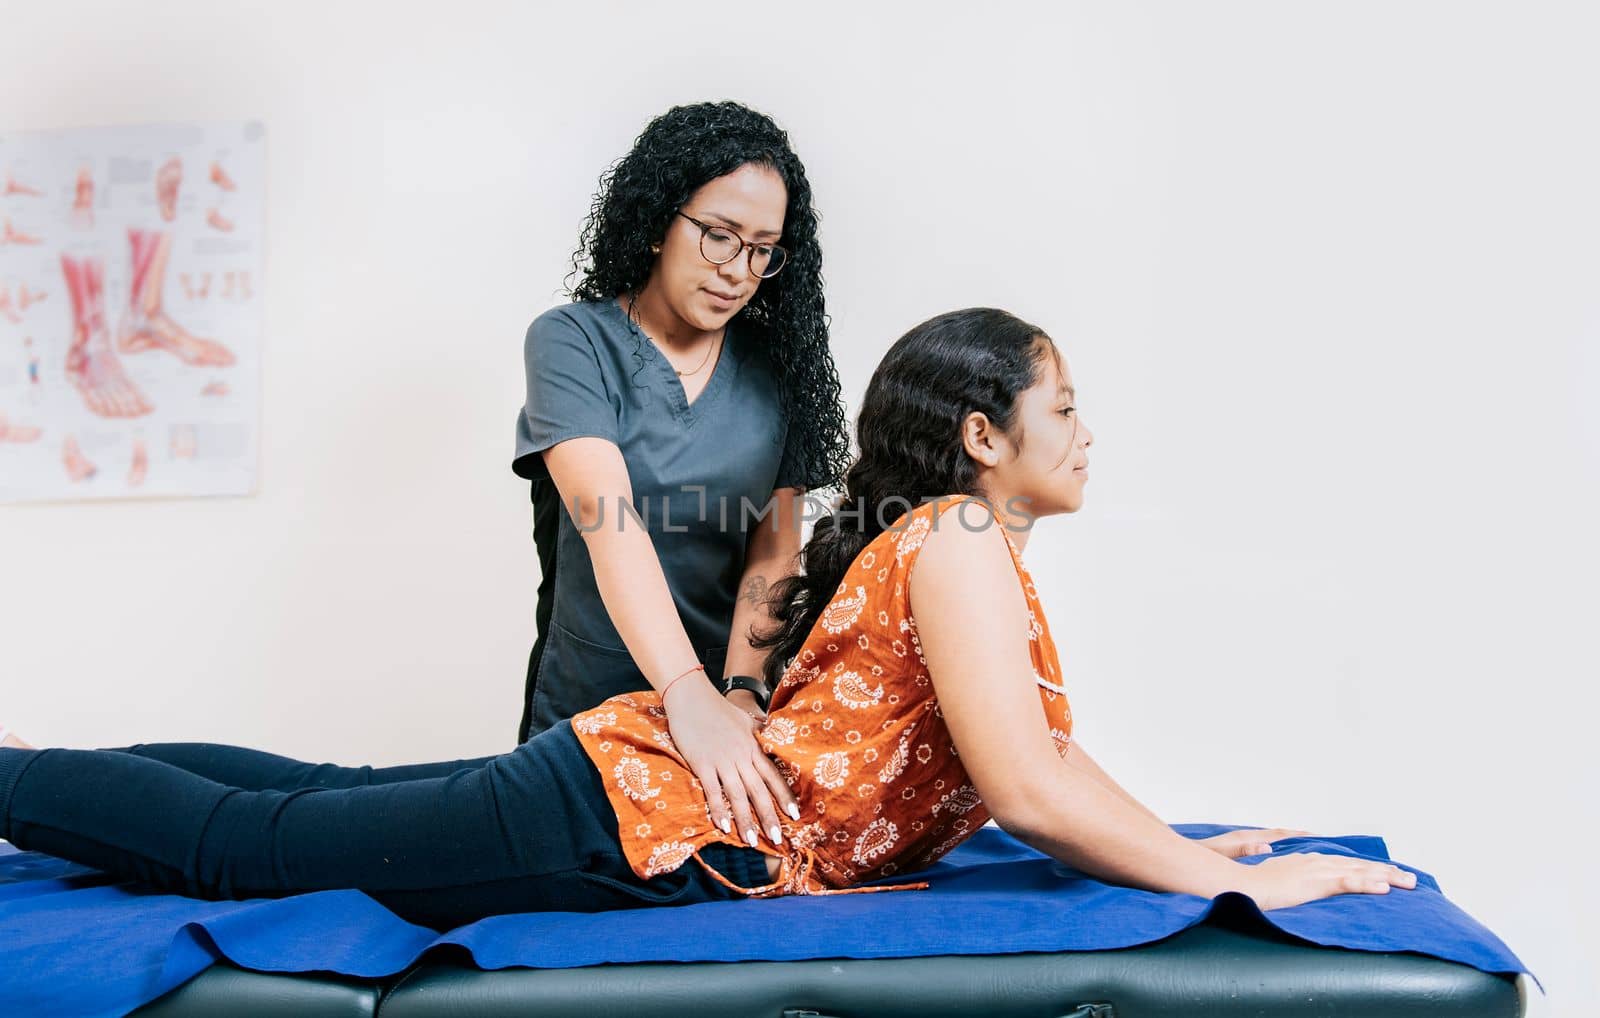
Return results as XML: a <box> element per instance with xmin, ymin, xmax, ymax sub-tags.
<box><xmin>0</xmin><ymin>823</ymin><xmax>1534</xmax><ymax>1018</ymax></box>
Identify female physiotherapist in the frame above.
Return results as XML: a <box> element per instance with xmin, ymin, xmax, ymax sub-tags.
<box><xmin>512</xmin><ymin>102</ymin><xmax>850</xmax><ymax>851</ymax></box>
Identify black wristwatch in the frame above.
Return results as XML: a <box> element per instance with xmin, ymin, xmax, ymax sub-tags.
<box><xmin>722</xmin><ymin>673</ymin><xmax>771</xmax><ymax>713</ymax></box>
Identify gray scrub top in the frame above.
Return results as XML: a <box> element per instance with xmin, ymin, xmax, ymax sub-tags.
<box><xmin>512</xmin><ymin>297</ymin><xmax>809</xmax><ymax>736</ymax></box>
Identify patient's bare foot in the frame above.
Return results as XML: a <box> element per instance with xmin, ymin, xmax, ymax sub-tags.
<box><xmin>0</xmin><ymin>728</ymin><xmax>35</xmax><ymax>750</ymax></box>
<box><xmin>210</xmin><ymin>161</ymin><xmax>237</xmax><ymax>192</ymax></box>
<box><xmin>62</xmin><ymin>435</ymin><xmax>96</xmax><ymax>481</ymax></box>
<box><xmin>156</xmin><ymin>157</ymin><xmax>182</xmax><ymax>222</ymax></box>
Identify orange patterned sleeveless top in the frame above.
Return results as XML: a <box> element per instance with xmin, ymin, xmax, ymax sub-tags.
<box><xmin>570</xmin><ymin>493</ymin><xmax>1074</xmax><ymax>898</ymax></box>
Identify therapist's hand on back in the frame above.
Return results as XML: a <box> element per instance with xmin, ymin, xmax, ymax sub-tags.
<box><xmin>664</xmin><ymin>674</ymin><xmax>800</xmax><ymax>851</ymax></box>
<box><xmin>537</xmin><ymin>439</ymin><xmax>800</xmax><ymax>852</ymax></box>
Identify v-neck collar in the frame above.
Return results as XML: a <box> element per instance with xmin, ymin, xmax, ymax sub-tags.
<box><xmin>608</xmin><ymin>296</ymin><xmax>736</xmax><ymax>422</ymax></box>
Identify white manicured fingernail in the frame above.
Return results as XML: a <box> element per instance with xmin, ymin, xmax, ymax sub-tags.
<box><xmin>719</xmin><ymin>817</ymin><xmax>731</xmax><ymax>835</ymax></box>
<box><xmin>769</xmin><ymin>824</ymin><xmax>783</xmax><ymax>845</ymax></box>
<box><xmin>745</xmin><ymin>828</ymin><xmax>759</xmax><ymax>848</ymax></box>
<box><xmin>786</xmin><ymin>803</ymin><xmax>801</xmax><ymax>821</ymax></box>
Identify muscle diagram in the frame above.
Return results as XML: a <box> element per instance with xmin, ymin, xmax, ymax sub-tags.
<box><xmin>61</xmin><ymin>252</ymin><xmax>154</xmax><ymax>419</ymax></box>
<box><xmin>116</xmin><ymin>229</ymin><xmax>235</xmax><ymax>366</ymax></box>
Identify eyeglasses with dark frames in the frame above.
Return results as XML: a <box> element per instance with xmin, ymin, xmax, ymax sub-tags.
<box><xmin>675</xmin><ymin>211</ymin><xmax>788</xmax><ymax>278</ymax></box>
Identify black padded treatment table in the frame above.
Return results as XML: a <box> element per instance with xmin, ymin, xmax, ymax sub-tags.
<box><xmin>133</xmin><ymin>909</ymin><xmax>1524</xmax><ymax>1018</ymax></box>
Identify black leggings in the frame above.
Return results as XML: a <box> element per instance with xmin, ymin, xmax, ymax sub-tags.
<box><xmin>0</xmin><ymin>721</ymin><xmax>764</xmax><ymax>930</ymax></box>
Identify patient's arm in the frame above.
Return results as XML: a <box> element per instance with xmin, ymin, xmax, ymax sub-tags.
<box><xmin>910</xmin><ymin>506</ymin><xmax>1245</xmax><ymax>899</ymax></box>
<box><xmin>1068</xmin><ymin>739</ymin><xmax>1309</xmax><ymax>857</ymax></box>
<box><xmin>910</xmin><ymin>507</ymin><xmax>1419</xmax><ymax>910</ymax></box>
<box><xmin>1063</xmin><ymin>739</ymin><xmax>1165</xmax><ymax>825</ymax></box>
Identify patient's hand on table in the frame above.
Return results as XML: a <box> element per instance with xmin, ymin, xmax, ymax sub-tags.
<box><xmin>1197</xmin><ymin>827</ymin><xmax>1311</xmax><ymax>859</ymax></box>
<box><xmin>1245</xmin><ymin>852</ymin><xmax>1418</xmax><ymax>910</ymax></box>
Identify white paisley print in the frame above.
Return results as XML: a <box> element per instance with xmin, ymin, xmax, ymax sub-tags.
<box><xmin>852</xmin><ymin>817</ymin><xmax>900</xmax><ymax>866</ymax></box>
<box><xmin>820</xmin><ymin>585</ymin><xmax>868</xmax><ymax>634</ymax></box>
<box><xmin>613</xmin><ymin>755</ymin><xmax>659</xmax><ymax>802</ymax></box>
<box><xmin>894</xmin><ymin>514</ymin><xmax>931</xmax><ymax>565</ymax></box>
<box><xmin>832</xmin><ymin>669</ymin><xmax>884</xmax><ymax>710</ymax></box>
<box><xmin>813</xmin><ymin>751</ymin><xmax>851</xmax><ymax>790</ymax></box>
<box><xmin>644</xmin><ymin>841</ymin><xmax>696</xmax><ymax>876</ymax></box>
<box><xmin>573</xmin><ymin>711</ymin><xmax>616</xmax><ymax>736</ymax></box>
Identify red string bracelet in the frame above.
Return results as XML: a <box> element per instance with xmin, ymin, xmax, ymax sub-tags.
<box><xmin>660</xmin><ymin>663</ymin><xmax>705</xmax><ymax>701</ymax></box>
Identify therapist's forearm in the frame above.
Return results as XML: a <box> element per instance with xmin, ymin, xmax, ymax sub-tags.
<box><xmin>582</xmin><ymin>523</ymin><xmax>706</xmax><ymax>690</ymax></box>
<box><xmin>722</xmin><ymin>488</ymin><xmax>806</xmax><ymax>683</ymax></box>
<box><xmin>722</xmin><ymin>555</ymin><xmax>792</xmax><ymax>682</ymax></box>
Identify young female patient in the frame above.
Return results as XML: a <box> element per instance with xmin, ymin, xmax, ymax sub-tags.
<box><xmin>0</xmin><ymin>308</ymin><xmax>1414</xmax><ymax>930</ymax></box>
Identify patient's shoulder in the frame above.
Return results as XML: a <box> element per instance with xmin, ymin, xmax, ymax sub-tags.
<box><xmin>907</xmin><ymin>495</ymin><xmax>1022</xmax><ymax>604</ymax></box>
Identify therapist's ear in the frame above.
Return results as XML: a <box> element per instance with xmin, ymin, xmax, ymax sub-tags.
<box><xmin>961</xmin><ymin>412</ymin><xmax>1002</xmax><ymax>467</ymax></box>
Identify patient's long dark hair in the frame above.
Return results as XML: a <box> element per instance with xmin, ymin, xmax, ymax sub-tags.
<box><xmin>751</xmin><ymin>308</ymin><xmax>1057</xmax><ymax>685</ymax></box>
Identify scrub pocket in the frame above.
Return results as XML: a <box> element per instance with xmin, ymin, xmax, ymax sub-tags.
<box><xmin>530</xmin><ymin>619</ymin><xmax>729</xmax><ymax>734</ymax></box>
<box><xmin>530</xmin><ymin>620</ymin><xmax>644</xmax><ymax>733</ymax></box>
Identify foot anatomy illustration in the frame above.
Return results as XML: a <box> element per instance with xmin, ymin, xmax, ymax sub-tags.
<box><xmin>128</xmin><ymin>435</ymin><xmax>148</xmax><ymax>486</ymax></box>
<box><xmin>1</xmin><ymin>218</ymin><xmax>42</xmax><ymax>245</ymax></box>
<box><xmin>0</xmin><ymin>413</ymin><xmax>42</xmax><ymax>443</ymax></box>
<box><xmin>71</xmin><ymin>166</ymin><xmax>94</xmax><ymax>229</ymax></box>
<box><xmin>205</xmin><ymin>208</ymin><xmax>234</xmax><ymax>232</ymax></box>
<box><xmin>60</xmin><ymin>252</ymin><xmax>154</xmax><ymax>418</ymax></box>
<box><xmin>116</xmin><ymin>228</ymin><xmax>236</xmax><ymax>366</ymax></box>
<box><xmin>0</xmin><ymin>285</ymin><xmax>47</xmax><ymax>322</ymax></box>
<box><xmin>156</xmin><ymin>157</ymin><xmax>182</xmax><ymax>222</ymax></box>
<box><xmin>209</xmin><ymin>161</ymin><xmax>236</xmax><ymax>191</ymax></box>
<box><xmin>62</xmin><ymin>434</ymin><xmax>97</xmax><ymax>480</ymax></box>
<box><xmin>3</xmin><ymin>172</ymin><xmax>42</xmax><ymax>197</ymax></box>
<box><xmin>170</xmin><ymin>423</ymin><xmax>197</xmax><ymax>459</ymax></box>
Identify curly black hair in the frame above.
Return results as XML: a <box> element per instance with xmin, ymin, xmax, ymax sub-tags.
<box><xmin>564</xmin><ymin>100</ymin><xmax>850</xmax><ymax>491</ymax></box>
<box><xmin>751</xmin><ymin>308</ymin><xmax>1058</xmax><ymax>685</ymax></box>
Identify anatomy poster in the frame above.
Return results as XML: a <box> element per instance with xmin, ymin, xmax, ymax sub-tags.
<box><xmin>0</xmin><ymin>121</ymin><xmax>263</xmax><ymax>502</ymax></box>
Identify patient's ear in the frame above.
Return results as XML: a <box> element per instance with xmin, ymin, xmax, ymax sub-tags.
<box><xmin>960</xmin><ymin>411</ymin><xmax>1003</xmax><ymax>467</ymax></box>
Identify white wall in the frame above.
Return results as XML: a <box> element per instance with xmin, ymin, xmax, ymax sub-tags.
<box><xmin>1</xmin><ymin>1</ymin><xmax>1594</xmax><ymax>1012</ymax></box>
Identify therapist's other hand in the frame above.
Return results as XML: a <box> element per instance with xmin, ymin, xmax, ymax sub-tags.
<box><xmin>1198</xmin><ymin>827</ymin><xmax>1312</xmax><ymax>859</ymax></box>
<box><xmin>664</xmin><ymin>674</ymin><xmax>799</xmax><ymax>849</ymax></box>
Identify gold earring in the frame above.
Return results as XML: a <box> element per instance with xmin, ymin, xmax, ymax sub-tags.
<box><xmin>650</xmin><ymin>243</ymin><xmax>661</xmax><ymax>254</ymax></box>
